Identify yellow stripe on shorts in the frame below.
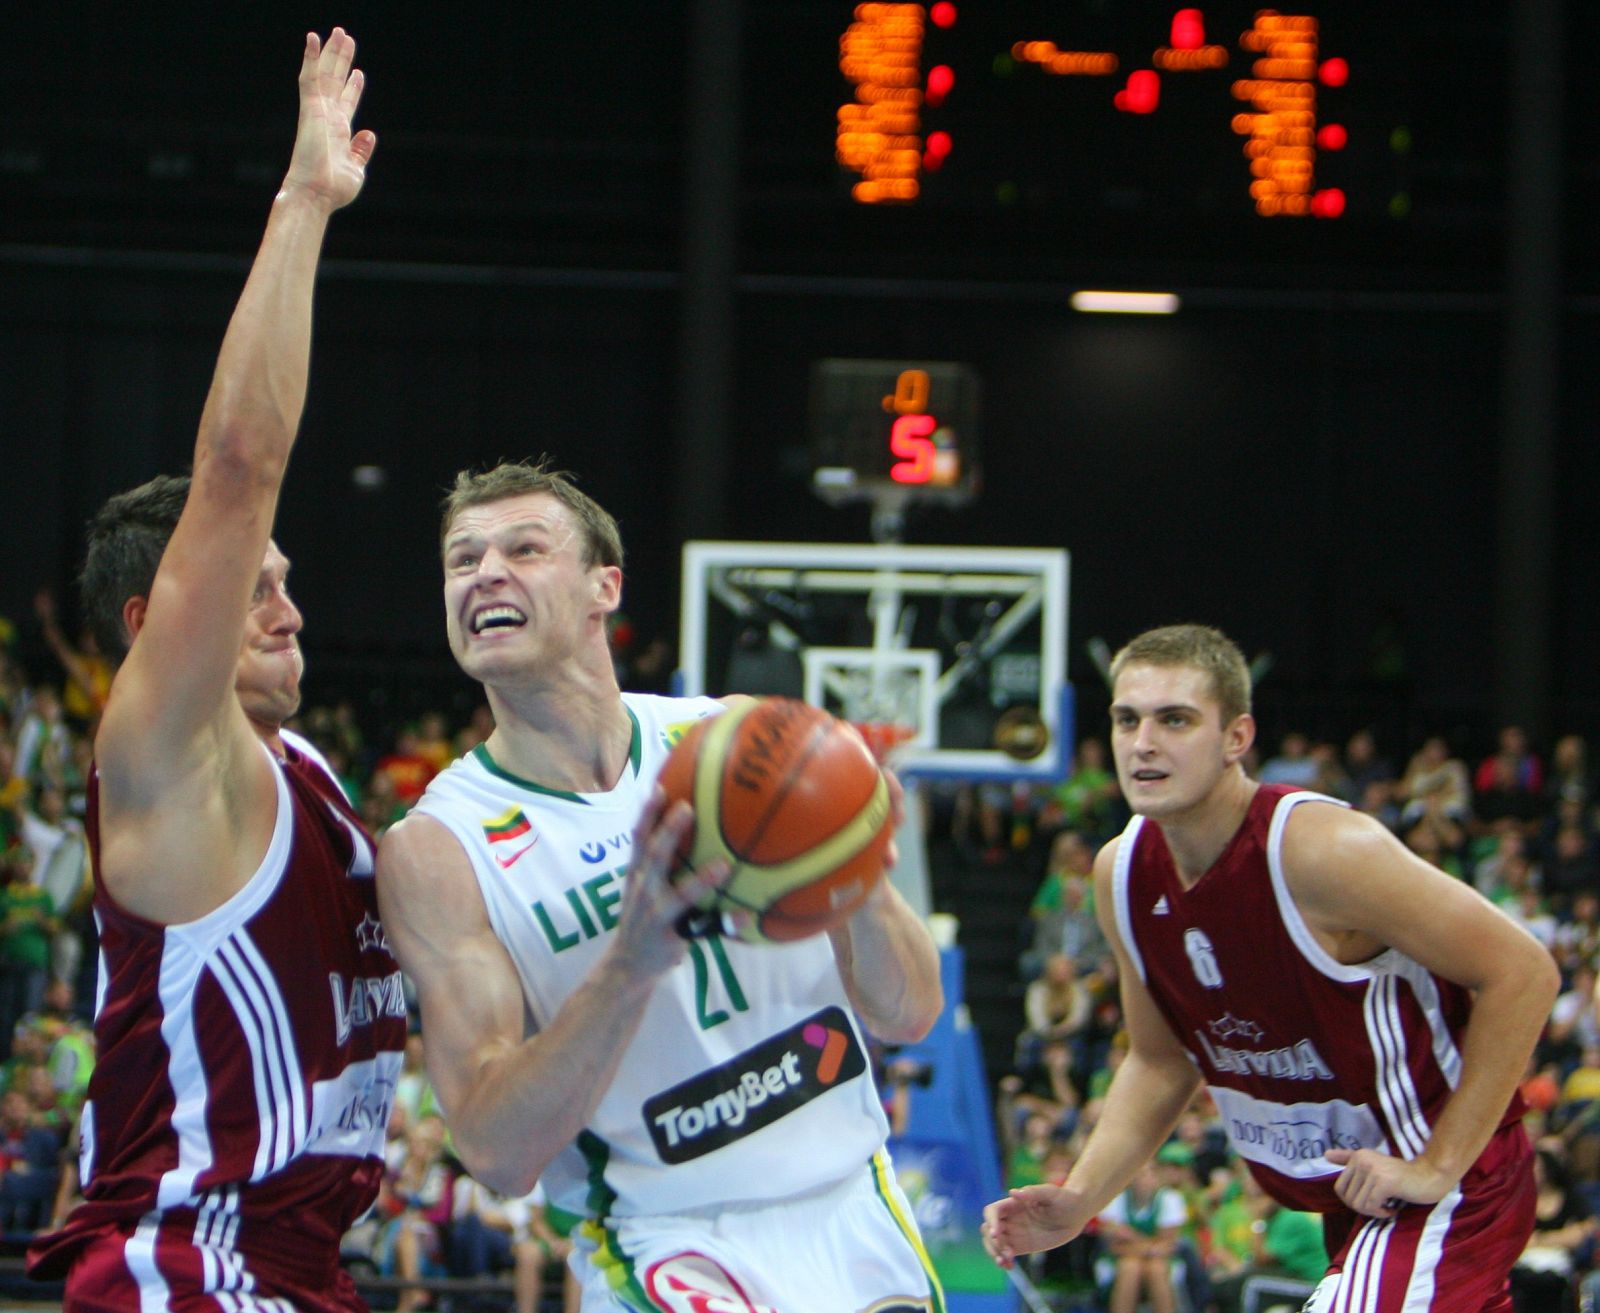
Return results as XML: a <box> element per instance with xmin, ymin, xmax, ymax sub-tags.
<box><xmin>869</xmin><ymin>1149</ymin><xmax>947</xmax><ymax>1313</ymax></box>
<box><xmin>581</xmin><ymin>1218</ymin><xmax>659</xmax><ymax>1312</ymax></box>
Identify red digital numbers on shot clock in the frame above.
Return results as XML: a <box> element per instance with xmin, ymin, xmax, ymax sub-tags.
<box><xmin>883</xmin><ymin>369</ymin><xmax>961</xmax><ymax>487</ymax></box>
<box><xmin>809</xmin><ymin>360</ymin><xmax>981</xmax><ymax>507</ymax></box>
<box><xmin>889</xmin><ymin>414</ymin><xmax>939</xmax><ymax>483</ymax></box>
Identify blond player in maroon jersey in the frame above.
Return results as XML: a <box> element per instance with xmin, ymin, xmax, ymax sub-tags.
<box><xmin>984</xmin><ymin>625</ymin><xmax>1556</xmax><ymax>1313</ymax></box>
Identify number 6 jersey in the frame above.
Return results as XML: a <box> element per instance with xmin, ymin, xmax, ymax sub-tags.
<box><xmin>1111</xmin><ymin>784</ymin><xmax>1527</xmax><ymax>1213</ymax></box>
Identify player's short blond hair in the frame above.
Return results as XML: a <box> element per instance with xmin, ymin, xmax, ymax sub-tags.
<box><xmin>440</xmin><ymin>459</ymin><xmax>623</xmax><ymax>569</ymax></box>
<box><xmin>1109</xmin><ymin>624</ymin><xmax>1251</xmax><ymax>726</ymax></box>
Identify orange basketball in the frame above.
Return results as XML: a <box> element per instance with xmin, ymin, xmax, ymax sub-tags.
<box><xmin>658</xmin><ymin>697</ymin><xmax>892</xmax><ymax>944</ymax></box>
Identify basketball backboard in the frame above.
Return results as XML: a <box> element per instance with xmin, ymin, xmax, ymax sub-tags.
<box><xmin>678</xmin><ymin>542</ymin><xmax>1071</xmax><ymax>782</ymax></box>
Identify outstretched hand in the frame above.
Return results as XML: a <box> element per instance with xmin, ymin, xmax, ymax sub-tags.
<box><xmin>981</xmin><ymin>1184</ymin><xmax>1088</xmax><ymax>1269</ymax></box>
<box><xmin>282</xmin><ymin>28</ymin><xmax>376</xmax><ymax>210</ymax></box>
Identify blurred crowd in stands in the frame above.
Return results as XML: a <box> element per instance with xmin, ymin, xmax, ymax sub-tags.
<box><xmin>4</xmin><ymin>586</ymin><xmax>1600</xmax><ymax>1311</ymax></box>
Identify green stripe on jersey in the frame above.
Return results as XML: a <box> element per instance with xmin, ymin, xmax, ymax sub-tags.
<box><xmin>471</xmin><ymin>705</ymin><xmax>643</xmax><ymax>801</ymax></box>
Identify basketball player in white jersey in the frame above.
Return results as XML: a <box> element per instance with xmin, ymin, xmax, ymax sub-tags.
<box><xmin>982</xmin><ymin>625</ymin><xmax>1556</xmax><ymax>1313</ymax></box>
<box><xmin>28</xmin><ymin>33</ymin><xmax>407</xmax><ymax>1312</ymax></box>
<box><xmin>378</xmin><ymin>461</ymin><xmax>947</xmax><ymax>1312</ymax></box>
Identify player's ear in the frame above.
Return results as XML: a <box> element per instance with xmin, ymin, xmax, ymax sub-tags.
<box><xmin>1224</xmin><ymin>712</ymin><xmax>1255</xmax><ymax>765</ymax></box>
<box><xmin>122</xmin><ymin>594</ymin><xmax>150</xmax><ymax>645</ymax></box>
<box><xmin>592</xmin><ymin>564</ymin><xmax>623</xmax><ymax>615</ymax></box>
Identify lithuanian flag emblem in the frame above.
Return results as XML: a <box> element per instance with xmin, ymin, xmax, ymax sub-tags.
<box><xmin>661</xmin><ymin>719</ymin><xmax>702</xmax><ymax>751</ymax></box>
<box><xmin>482</xmin><ymin>805</ymin><xmax>533</xmax><ymax>846</ymax></box>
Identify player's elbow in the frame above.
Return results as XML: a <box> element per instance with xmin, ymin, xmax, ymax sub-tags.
<box><xmin>456</xmin><ymin>1135</ymin><xmax>546</xmax><ymax>1199</ymax></box>
<box><xmin>197</xmin><ymin>417</ymin><xmax>292</xmax><ymax>490</ymax></box>
<box><xmin>907</xmin><ymin>982</ymin><xmax>946</xmax><ymax>1042</ymax></box>
<box><xmin>871</xmin><ymin>983</ymin><xmax>944</xmax><ymax>1046</ymax></box>
<box><xmin>1527</xmin><ymin>941</ymin><xmax>1561</xmax><ymax>1010</ymax></box>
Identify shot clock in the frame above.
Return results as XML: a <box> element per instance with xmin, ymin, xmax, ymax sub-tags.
<box><xmin>809</xmin><ymin>359</ymin><xmax>981</xmax><ymax>519</ymax></box>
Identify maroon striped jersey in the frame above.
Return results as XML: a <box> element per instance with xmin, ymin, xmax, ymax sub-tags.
<box><xmin>1110</xmin><ymin>784</ymin><xmax>1525</xmax><ymax>1214</ymax></box>
<box><xmin>29</xmin><ymin>731</ymin><xmax>407</xmax><ymax>1311</ymax></box>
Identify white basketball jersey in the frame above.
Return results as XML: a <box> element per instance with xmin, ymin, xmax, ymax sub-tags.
<box><xmin>411</xmin><ymin>693</ymin><xmax>889</xmax><ymax>1221</ymax></box>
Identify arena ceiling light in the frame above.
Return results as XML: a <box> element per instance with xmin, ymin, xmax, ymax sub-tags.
<box><xmin>1070</xmin><ymin>291</ymin><xmax>1181</xmax><ymax>314</ymax></box>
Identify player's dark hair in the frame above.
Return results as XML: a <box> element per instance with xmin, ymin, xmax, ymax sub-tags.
<box><xmin>439</xmin><ymin>458</ymin><xmax>624</xmax><ymax>569</ymax></box>
<box><xmin>80</xmin><ymin>474</ymin><xmax>192</xmax><ymax>664</ymax></box>
<box><xmin>1109</xmin><ymin>624</ymin><xmax>1252</xmax><ymax>725</ymax></box>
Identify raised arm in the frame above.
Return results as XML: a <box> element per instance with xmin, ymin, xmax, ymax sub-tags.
<box><xmin>98</xmin><ymin>30</ymin><xmax>373</xmax><ymax>782</ymax></box>
<box><xmin>983</xmin><ymin>838</ymin><xmax>1201</xmax><ymax>1268</ymax></box>
<box><xmin>93</xmin><ymin>32</ymin><xmax>374</xmax><ymax>920</ymax></box>
<box><xmin>377</xmin><ymin>788</ymin><xmax>723</xmax><ymax>1196</ymax></box>
<box><xmin>1285</xmin><ymin>803</ymin><xmax>1558</xmax><ymax>1216</ymax></box>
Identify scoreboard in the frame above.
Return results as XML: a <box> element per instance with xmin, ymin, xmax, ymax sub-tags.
<box><xmin>837</xmin><ymin>5</ymin><xmax>1356</xmax><ymax>218</ymax></box>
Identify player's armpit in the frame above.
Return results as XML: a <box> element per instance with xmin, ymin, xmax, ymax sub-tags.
<box><xmin>1091</xmin><ymin>840</ymin><xmax>1195</xmax><ymax>1076</ymax></box>
<box><xmin>377</xmin><ymin>814</ymin><xmax>531</xmax><ymax>1152</ymax></box>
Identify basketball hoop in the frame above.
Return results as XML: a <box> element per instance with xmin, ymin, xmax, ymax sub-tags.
<box><xmin>853</xmin><ymin>719</ymin><xmax>916</xmax><ymax>765</ymax></box>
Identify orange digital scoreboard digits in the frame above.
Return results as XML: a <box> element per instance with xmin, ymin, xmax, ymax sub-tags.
<box><xmin>836</xmin><ymin>3</ymin><xmax>933</xmax><ymax>203</ymax></box>
<box><xmin>810</xmin><ymin>359</ymin><xmax>981</xmax><ymax>507</ymax></box>
<box><xmin>836</xmin><ymin>5</ymin><xmax>1348</xmax><ymax>219</ymax></box>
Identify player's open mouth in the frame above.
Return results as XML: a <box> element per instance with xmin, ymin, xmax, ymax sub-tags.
<box><xmin>1131</xmin><ymin>769</ymin><xmax>1167</xmax><ymax>782</ymax></box>
<box><xmin>471</xmin><ymin>605</ymin><xmax>527</xmax><ymax>635</ymax></box>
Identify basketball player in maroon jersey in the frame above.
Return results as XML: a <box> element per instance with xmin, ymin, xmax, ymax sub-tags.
<box><xmin>983</xmin><ymin>625</ymin><xmax>1557</xmax><ymax>1312</ymax></box>
<box><xmin>27</xmin><ymin>32</ymin><xmax>408</xmax><ymax>1312</ymax></box>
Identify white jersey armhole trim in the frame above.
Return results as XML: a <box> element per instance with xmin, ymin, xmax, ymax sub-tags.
<box><xmin>164</xmin><ymin>743</ymin><xmax>297</xmax><ymax>955</ymax></box>
<box><xmin>281</xmin><ymin>728</ymin><xmax>342</xmax><ymax>799</ymax></box>
<box><xmin>1392</xmin><ymin>955</ymin><xmax>1464</xmax><ymax>1090</ymax></box>
<box><xmin>411</xmin><ymin>767</ymin><xmax>555</xmax><ymax>1029</ymax></box>
<box><xmin>1111</xmin><ymin>816</ymin><xmax>1147</xmax><ymax>984</ymax></box>
<box><xmin>283</xmin><ymin>728</ymin><xmax>374</xmax><ymax>878</ymax></box>
<box><xmin>1265</xmin><ymin>789</ymin><xmax>1402</xmax><ymax>984</ymax></box>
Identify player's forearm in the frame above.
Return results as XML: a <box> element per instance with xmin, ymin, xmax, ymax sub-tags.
<box><xmin>1416</xmin><ymin>942</ymin><xmax>1558</xmax><ymax>1180</ymax></box>
<box><xmin>1059</xmin><ymin>1050</ymin><xmax>1199</xmax><ymax>1219</ymax></box>
<box><xmin>831</xmin><ymin>882</ymin><xmax>943</xmax><ymax>1044</ymax></box>
<box><xmin>193</xmin><ymin>189</ymin><xmax>335</xmax><ymax>487</ymax></box>
<box><xmin>447</xmin><ymin>953</ymin><xmax>659</xmax><ymax>1197</ymax></box>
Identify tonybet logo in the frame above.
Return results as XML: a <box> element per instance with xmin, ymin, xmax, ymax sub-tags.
<box><xmin>643</xmin><ymin>1007</ymin><xmax>865</xmax><ymax>1164</ymax></box>
<box><xmin>803</xmin><ymin>1019</ymin><xmax>848</xmax><ymax>1082</ymax></box>
<box><xmin>652</xmin><ymin>1053</ymin><xmax>805</xmax><ymax>1151</ymax></box>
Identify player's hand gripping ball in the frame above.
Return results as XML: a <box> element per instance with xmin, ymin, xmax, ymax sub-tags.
<box><xmin>658</xmin><ymin>697</ymin><xmax>893</xmax><ymax>944</ymax></box>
